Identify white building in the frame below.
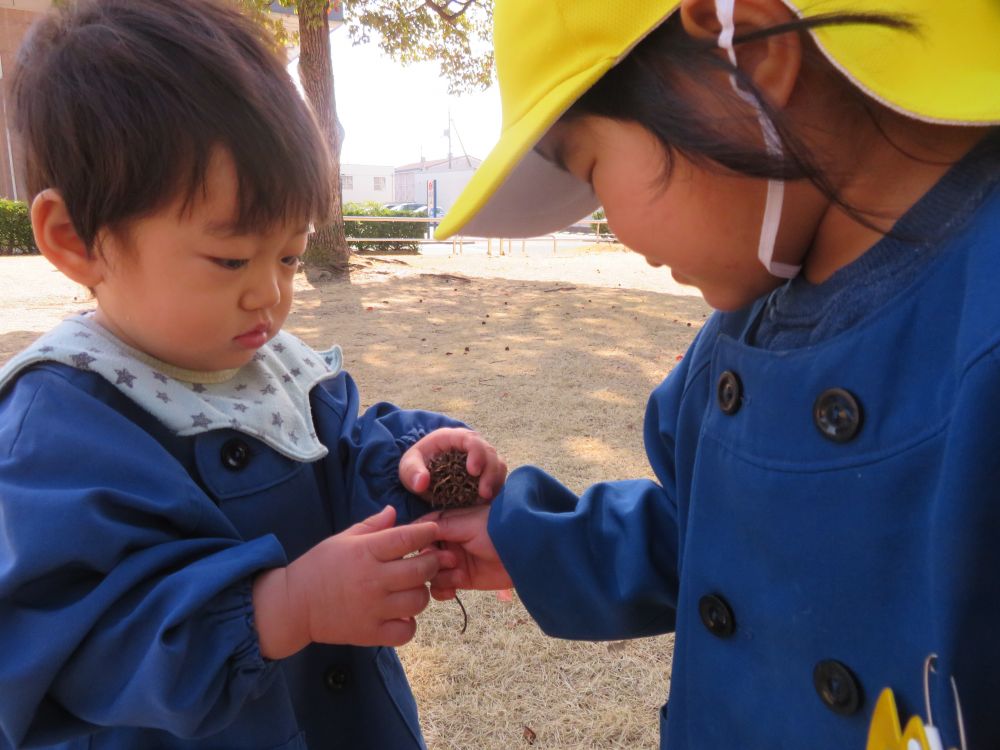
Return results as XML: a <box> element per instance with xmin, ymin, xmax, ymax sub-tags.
<box><xmin>339</xmin><ymin>163</ymin><xmax>395</xmax><ymax>206</ymax></box>
<box><xmin>394</xmin><ymin>155</ymin><xmax>482</xmax><ymax>213</ymax></box>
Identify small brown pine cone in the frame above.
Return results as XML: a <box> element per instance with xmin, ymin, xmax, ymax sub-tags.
<box><xmin>427</xmin><ymin>450</ymin><xmax>481</xmax><ymax>509</ymax></box>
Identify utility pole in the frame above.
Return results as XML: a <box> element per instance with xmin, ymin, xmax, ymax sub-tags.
<box><xmin>445</xmin><ymin>108</ymin><xmax>452</xmax><ymax>169</ymax></box>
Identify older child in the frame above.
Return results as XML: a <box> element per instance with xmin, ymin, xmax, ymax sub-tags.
<box><xmin>429</xmin><ymin>0</ymin><xmax>1000</xmax><ymax>748</ymax></box>
<box><xmin>0</xmin><ymin>1</ymin><xmax>504</xmax><ymax>749</ymax></box>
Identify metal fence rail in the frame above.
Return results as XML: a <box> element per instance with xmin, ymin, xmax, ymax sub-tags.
<box><xmin>342</xmin><ymin>215</ymin><xmax>614</xmax><ymax>255</ymax></box>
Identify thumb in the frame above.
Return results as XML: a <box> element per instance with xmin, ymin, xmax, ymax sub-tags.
<box><xmin>398</xmin><ymin>448</ymin><xmax>431</xmax><ymax>495</ymax></box>
<box><xmin>344</xmin><ymin>505</ymin><xmax>397</xmax><ymax>536</ymax></box>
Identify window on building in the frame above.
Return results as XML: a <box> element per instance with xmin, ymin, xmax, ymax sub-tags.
<box><xmin>341</xmin><ymin>174</ymin><xmax>354</xmax><ymax>190</ymax></box>
<box><xmin>374</xmin><ymin>176</ymin><xmax>386</xmax><ymax>191</ymax></box>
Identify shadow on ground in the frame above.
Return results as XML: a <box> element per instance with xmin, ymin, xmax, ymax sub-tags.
<box><xmin>288</xmin><ymin>269</ymin><xmax>710</xmax><ymax>491</ymax></box>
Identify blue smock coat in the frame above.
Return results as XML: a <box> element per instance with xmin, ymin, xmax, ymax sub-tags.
<box><xmin>488</xmin><ymin>181</ymin><xmax>1000</xmax><ymax>748</ymax></box>
<box><xmin>0</xmin><ymin>364</ymin><xmax>459</xmax><ymax>749</ymax></box>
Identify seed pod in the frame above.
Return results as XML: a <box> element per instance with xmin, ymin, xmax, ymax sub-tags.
<box><xmin>427</xmin><ymin>450</ymin><xmax>480</xmax><ymax>509</ymax></box>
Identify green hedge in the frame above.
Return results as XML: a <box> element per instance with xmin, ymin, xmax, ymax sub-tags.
<box><xmin>343</xmin><ymin>201</ymin><xmax>425</xmax><ymax>253</ymax></box>
<box><xmin>591</xmin><ymin>208</ymin><xmax>613</xmax><ymax>238</ymax></box>
<box><xmin>0</xmin><ymin>200</ymin><xmax>38</xmax><ymax>255</ymax></box>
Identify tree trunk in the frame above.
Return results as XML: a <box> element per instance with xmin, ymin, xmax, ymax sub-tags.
<box><xmin>298</xmin><ymin>1</ymin><xmax>350</xmax><ymax>280</ymax></box>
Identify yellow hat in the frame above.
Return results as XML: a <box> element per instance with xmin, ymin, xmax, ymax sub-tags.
<box><xmin>435</xmin><ymin>0</ymin><xmax>1000</xmax><ymax>240</ymax></box>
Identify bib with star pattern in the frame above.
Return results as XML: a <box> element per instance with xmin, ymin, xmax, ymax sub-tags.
<box><xmin>0</xmin><ymin>313</ymin><xmax>343</xmax><ymax>462</ymax></box>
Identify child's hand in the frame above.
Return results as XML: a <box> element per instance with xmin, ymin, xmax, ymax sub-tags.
<box><xmin>423</xmin><ymin>505</ymin><xmax>513</xmax><ymax>601</ymax></box>
<box><xmin>399</xmin><ymin>428</ymin><xmax>507</xmax><ymax>503</ymax></box>
<box><xmin>252</xmin><ymin>506</ymin><xmax>439</xmax><ymax>659</ymax></box>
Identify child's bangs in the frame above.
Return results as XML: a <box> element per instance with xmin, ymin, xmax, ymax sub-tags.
<box><xmin>231</xmin><ymin>132</ymin><xmax>334</xmax><ymax>233</ymax></box>
<box><xmin>172</xmin><ymin>115</ymin><xmax>334</xmax><ymax>235</ymax></box>
<box><xmin>166</xmin><ymin>39</ymin><xmax>335</xmax><ymax>233</ymax></box>
<box><xmin>13</xmin><ymin>0</ymin><xmax>334</xmax><ymax>246</ymax></box>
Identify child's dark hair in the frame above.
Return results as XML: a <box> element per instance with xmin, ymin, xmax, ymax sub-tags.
<box><xmin>12</xmin><ymin>0</ymin><xmax>333</xmax><ymax>252</ymax></box>
<box><xmin>566</xmin><ymin>12</ymin><xmax>917</xmax><ymax>230</ymax></box>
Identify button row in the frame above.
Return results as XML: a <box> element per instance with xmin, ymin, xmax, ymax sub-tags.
<box><xmin>716</xmin><ymin>370</ymin><xmax>863</xmax><ymax>443</ymax></box>
<box><xmin>697</xmin><ymin>593</ymin><xmax>863</xmax><ymax>716</ymax></box>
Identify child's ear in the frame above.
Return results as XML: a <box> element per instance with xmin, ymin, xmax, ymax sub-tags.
<box><xmin>30</xmin><ymin>189</ymin><xmax>104</xmax><ymax>288</ymax></box>
<box><xmin>679</xmin><ymin>0</ymin><xmax>802</xmax><ymax>108</ymax></box>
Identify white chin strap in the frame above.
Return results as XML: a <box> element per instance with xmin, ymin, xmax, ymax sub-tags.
<box><xmin>716</xmin><ymin>0</ymin><xmax>800</xmax><ymax>279</ymax></box>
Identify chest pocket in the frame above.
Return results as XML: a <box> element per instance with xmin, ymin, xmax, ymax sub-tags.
<box><xmin>193</xmin><ymin>430</ymin><xmax>332</xmax><ymax>559</ymax></box>
<box><xmin>195</xmin><ymin>430</ymin><xmax>304</xmax><ymax>499</ymax></box>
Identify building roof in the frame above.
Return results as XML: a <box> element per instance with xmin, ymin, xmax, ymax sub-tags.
<box><xmin>395</xmin><ymin>155</ymin><xmax>482</xmax><ymax>173</ymax></box>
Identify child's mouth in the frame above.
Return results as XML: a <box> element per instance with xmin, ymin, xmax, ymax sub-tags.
<box><xmin>234</xmin><ymin>324</ymin><xmax>270</xmax><ymax>349</ymax></box>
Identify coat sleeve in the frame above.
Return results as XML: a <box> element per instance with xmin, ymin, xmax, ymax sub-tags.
<box><xmin>0</xmin><ymin>367</ymin><xmax>289</xmax><ymax>747</ymax></box>
<box><xmin>488</xmin><ymin>470</ymin><xmax>680</xmax><ymax>640</ymax></box>
<box><xmin>312</xmin><ymin>371</ymin><xmax>468</xmax><ymax>527</ymax></box>
<box><xmin>486</xmin><ymin>331</ymin><xmax>708</xmax><ymax>642</ymax></box>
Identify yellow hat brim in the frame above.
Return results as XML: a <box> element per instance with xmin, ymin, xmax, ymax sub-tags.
<box><xmin>434</xmin><ymin>60</ymin><xmax>616</xmax><ymax>241</ymax></box>
<box><xmin>438</xmin><ymin>0</ymin><xmax>1000</xmax><ymax>241</ymax></box>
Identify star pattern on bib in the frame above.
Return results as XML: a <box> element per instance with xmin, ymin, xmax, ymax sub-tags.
<box><xmin>72</xmin><ymin>353</ymin><xmax>96</xmax><ymax>370</ymax></box>
<box><xmin>115</xmin><ymin>368</ymin><xmax>136</xmax><ymax>388</ymax></box>
<box><xmin>0</xmin><ymin>315</ymin><xmax>343</xmax><ymax>463</ymax></box>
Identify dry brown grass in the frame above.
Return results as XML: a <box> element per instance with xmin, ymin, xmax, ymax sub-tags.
<box><xmin>406</xmin><ymin>590</ymin><xmax>675</xmax><ymax>749</ymax></box>
<box><xmin>0</xmin><ymin>249</ymin><xmax>710</xmax><ymax>749</ymax></box>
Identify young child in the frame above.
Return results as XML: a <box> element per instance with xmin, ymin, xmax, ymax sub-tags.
<box><xmin>429</xmin><ymin>0</ymin><xmax>1000</xmax><ymax>748</ymax></box>
<box><xmin>0</xmin><ymin>1</ymin><xmax>505</xmax><ymax>748</ymax></box>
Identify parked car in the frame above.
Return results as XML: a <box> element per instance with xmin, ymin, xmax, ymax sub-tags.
<box><xmin>382</xmin><ymin>203</ymin><xmax>445</xmax><ymax>218</ymax></box>
<box><xmin>387</xmin><ymin>202</ymin><xmax>426</xmax><ymax>213</ymax></box>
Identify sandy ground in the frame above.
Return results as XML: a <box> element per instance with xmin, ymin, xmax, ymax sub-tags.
<box><xmin>0</xmin><ymin>246</ymin><xmax>711</xmax><ymax>749</ymax></box>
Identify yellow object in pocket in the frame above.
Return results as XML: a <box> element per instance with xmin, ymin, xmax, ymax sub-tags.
<box><xmin>866</xmin><ymin>689</ymin><xmax>944</xmax><ymax>750</ymax></box>
<box><xmin>866</xmin><ymin>654</ymin><xmax>968</xmax><ymax>750</ymax></box>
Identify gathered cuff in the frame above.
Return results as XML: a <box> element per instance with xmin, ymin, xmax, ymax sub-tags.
<box><xmin>387</xmin><ymin>428</ymin><xmax>434</xmax><ymax>523</ymax></box>
<box><xmin>209</xmin><ymin>536</ymin><xmax>288</xmax><ymax>685</ymax></box>
<box><xmin>224</xmin><ymin>581</ymin><xmax>272</xmax><ymax>675</ymax></box>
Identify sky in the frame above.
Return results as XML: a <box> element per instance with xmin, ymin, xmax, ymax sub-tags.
<box><xmin>288</xmin><ymin>27</ymin><xmax>503</xmax><ymax>169</ymax></box>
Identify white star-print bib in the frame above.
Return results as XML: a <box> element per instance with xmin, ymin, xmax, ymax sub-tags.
<box><xmin>0</xmin><ymin>313</ymin><xmax>342</xmax><ymax>462</ymax></box>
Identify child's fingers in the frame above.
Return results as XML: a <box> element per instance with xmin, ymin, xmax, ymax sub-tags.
<box><xmin>401</xmin><ymin>467</ymin><xmax>431</xmax><ymax>496</ymax></box>
<box><xmin>464</xmin><ymin>441</ymin><xmax>485</xmax><ymax>476</ymax></box>
<box><xmin>399</xmin><ymin>428</ymin><xmax>467</xmax><ymax>492</ymax></box>
<box><xmin>430</xmin><ymin>584</ymin><xmax>457</xmax><ymax>601</ymax></box>
<box><xmin>381</xmin><ymin>552</ymin><xmax>440</xmax><ymax>592</ymax></box>
<box><xmin>429</xmin><ymin>568</ymin><xmax>469</xmax><ymax>591</ymax></box>
<box><xmin>343</xmin><ymin>505</ymin><xmax>396</xmax><ymax>536</ymax></box>
<box><xmin>367</xmin><ymin>521</ymin><xmax>439</xmax><ymax>562</ymax></box>
<box><xmin>462</xmin><ymin>435</ymin><xmax>498</xmax><ymax>477</ymax></box>
<box><xmin>398</xmin><ymin>448</ymin><xmax>431</xmax><ymax>495</ymax></box>
<box><xmin>461</xmin><ymin>440</ymin><xmax>507</xmax><ymax>496</ymax></box>
<box><xmin>429</xmin><ymin>546</ymin><xmax>459</xmax><ymax>569</ymax></box>
<box><xmin>382</xmin><ymin>587</ymin><xmax>432</xmax><ymax>620</ymax></box>
<box><xmin>477</xmin><ymin>456</ymin><xmax>508</xmax><ymax>499</ymax></box>
<box><xmin>434</xmin><ymin>505</ymin><xmax>487</xmax><ymax>543</ymax></box>
<box><xmin>415</xmin><ymin>509</ymin><xmax>443</xmax><ymax>524</ymax></box>
<box><xmin>376</xmin><ymin>617</ymin><xmax>418</xmax><ymax>647</ymax></box>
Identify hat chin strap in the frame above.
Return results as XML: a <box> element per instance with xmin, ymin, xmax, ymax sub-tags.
<box><xmin>716</xmin><ymin>0</ymin><xmax>800</xmax><ymax>279</ymax></box>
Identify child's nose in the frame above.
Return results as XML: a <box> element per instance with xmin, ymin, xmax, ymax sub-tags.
<box><xmin>242</xmin><ymin>269</ymin><xmax>282</xmax><ymax>310</ymax></box>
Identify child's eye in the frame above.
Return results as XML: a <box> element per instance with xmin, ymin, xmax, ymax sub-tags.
<box><xmin>281</xmin><ymin>255</ymin><xmax>301</xmax><ymax>268</ymax></box>
<box><xmin>213</xmin><ymin>258</ymin><xmax>249</xmax><ymax>270</ymax></box>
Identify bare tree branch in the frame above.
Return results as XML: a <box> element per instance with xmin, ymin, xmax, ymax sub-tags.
<box><xmin>420</xmin><ymin>0</ymin><xmax>478</xmax><ymax>22</ymax></box>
